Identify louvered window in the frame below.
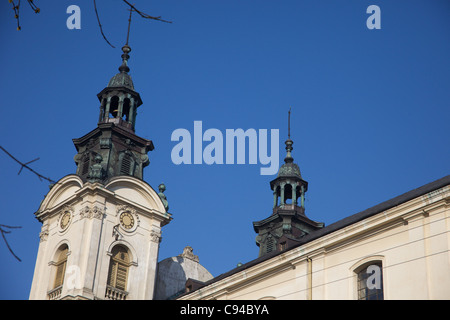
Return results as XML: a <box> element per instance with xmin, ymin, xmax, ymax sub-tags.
<box><xmin>107</xmin><ymin>246</ymin><xmax>130</xmax><ymax>292</ymax></box>
<box><xmin>266</xmin><ymin>236</ymin><xmax>274</xmax><ymax>253</ymax></box>
<box><xmin>53</xmin><ymin>245</ymin><xmax>68</xmax><ymax>289</ymax></box>
<box><xmin>120</xmin><ymin>154</ymin><xmax>132</xmax><ymax>175</ymax></box>
<box><xmin>82</xmin><ymin>155</ymin><xmax>90</xmax><ymax>175</ymax></box>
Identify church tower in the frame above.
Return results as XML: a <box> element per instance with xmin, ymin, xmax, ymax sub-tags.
<box><xmin>29</xmin><ymin>44</ymin><xmax>171</xmax><ymax>300</ymax></box>
<box><xmin>253</xmin><ymin>110</ymin><xmax>324</xmax><ymax>257</ymax></box>
<box><xmin>73</xmin><ymin>43</ymin><xmax>153</xmax><ymax>183</ymax></box>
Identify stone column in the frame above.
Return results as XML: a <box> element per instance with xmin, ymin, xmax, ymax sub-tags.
<box><xmin>98</xmin><ymin>98</ymin><xmax>105</xmax><ymax>123</ymax></box>
<box><xmin>118</xmin><ymin>96</ymin><xmax>124</xmax><ymax>119</ymax></box>
<box><xmin>128</xmin><ymin>97</ymin><xmax>135</xmax><ymax>127</ymax></box>
<box><xmin>273</xmin><ymin>188</ymin><xmax>278</xmax><ymax>208</ymax></box>
<box><xmin>75</xmin><ymin>203</ymin><xmax>106</xmax><ymax>300</ymax></box>
<box><xmin>144</xmin><ymin>228</ymin><xmax>162</xmax><ymax>299</ymax></box>
<box><xmin>300</xmin><ymin>185</ymin><xmax>305</xmax><ymax>208</ymax></box>
<box><xmin>292</xmin><ymin>183</ymin><xmax>297</xmax><ymax>205</ymax></box>
<box><xmin>105</xmin><ymin>96</ymin><xmax>111</xmax><ymax>120</ymax></box>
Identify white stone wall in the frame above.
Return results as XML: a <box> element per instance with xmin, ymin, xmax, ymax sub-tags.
<box><xmin>179</xmin><ymin>185</ymin><xmax>450</xmax><ymax>300</ymax></box>
<box><xmin>29</xmin><ymin>175</ymin><xmax>171</xmax><ymax>300</ymax></box>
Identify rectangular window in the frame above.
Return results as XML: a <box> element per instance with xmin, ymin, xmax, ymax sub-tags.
<box><xmin>357</xmin><ymin>262</ymin><xmax>384</xmax><ymax>300</ymax></box>
<box><xmin>120</xmin><ymin>155</ymin><xmax>131</xmax><ymax>175</ymax></box>
<box><xmin>53</xmin><ymin>260</ymin><xmax>66</xmax><ymax>288</ymax></box>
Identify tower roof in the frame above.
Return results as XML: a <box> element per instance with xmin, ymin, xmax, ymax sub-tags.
<box><xmin>277</xmin><ymin>138</ymin><xmax>302</xmax><ymax>179</ymax></box>
<box><xmin>107</xmin><ymin>44</ymin><xmax>135</xmax><ymax>91</ymax></box>
<box><xmin>276</xmin><ymin>107</ymin><xmax>302</xmax><ymax>180</ymax></box>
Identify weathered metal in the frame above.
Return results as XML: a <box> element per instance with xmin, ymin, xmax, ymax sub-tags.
<box><xmin>73</xmin><ymin>45</ymin><xmax>153</xmax><ymax>184</ymax></box>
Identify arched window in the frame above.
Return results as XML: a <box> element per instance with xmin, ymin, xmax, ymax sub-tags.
<box><xmin>53</xmin><ymin>245</ymin><xmax>68</xmax><ymax>289</ymax></box>
<box><xmin>284</xmin><ymin>184</ymin><xmax>293</xmax><ymax>204</ymax></box>
<box><xmin>110</xmin><ymin>96</ymin><xmax>119</xmax><ymax>118</ymax></box>
<box><xmin>355</xmin><ymin>261</ymin><xmax>384</xmax><ymax>300</ymax></box>
<box><xmin>107</xmin><ymin>245</ymin><xmax>131</xmax><ymax>292</ymax></box>
<box><xmin>122</xmin><ymin>98</ymin><xmax>131</xmax><ymax>122</ymax></box>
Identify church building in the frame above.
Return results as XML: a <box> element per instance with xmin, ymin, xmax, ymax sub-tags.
<box><xmin>177</xmin><ymin>137</ymin><xmax>450</xmax><ymax>300</ymax></box>
<box><xmin>29</xmin><ymin>43</ymin><xmax>212</xmax><ymax>300</ymax></box>
<box><xmin>28</xmin><ymin>41</ymin><xmax>450</xmax><ymax>300</ymax></box>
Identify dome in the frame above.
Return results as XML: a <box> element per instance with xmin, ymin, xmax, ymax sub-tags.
<box><xmin>106</xmin><ymin>44</ymin><xmax>135</xmax><ymax>91</ymax></box>
<box><xmin>277</xmin><ymin>162</ymin><xmax>302</xmax><ymax>179</ymax></box>
<box><xmin>107</xmin><ymin>72</ymin><xmax>135</xmax><ymax>90</ymax></box>
<box><xmin>154</xmin><ymin>246</ymin><xmax>213</xmax><ymax>300</ymax></box>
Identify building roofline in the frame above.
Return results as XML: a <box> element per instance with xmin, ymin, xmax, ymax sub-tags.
<box><xmin>178</xmin><ymin>174</ymin><xmax>450</xmax><ymax>298</ymax></box>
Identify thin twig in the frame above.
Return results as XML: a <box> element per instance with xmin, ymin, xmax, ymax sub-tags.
<box><xmin>0</xmin><ymin>224</ymin><xmax>22</xmax><ymax>262</ymax></box>
<box><xmin>0</xmin><ymin>145</ymin><xmax>55</xmax><ymax>184</ymax></box>
<box><xmin>122</xmin><ymin>0</ymin><xmax>172</xmax><ymax>23</ymax></box>
<box><xmin>93</xmin><ymin>0</ymin><xmax>115</xmax><ymax>48</ymax></box>
<box><xmin>26</xmin><ymin>0</ymin><xmax>40</xmax><ymax>13</ymax></box>
<box><xmin>10</xmin><ymin>0</ymin><xmax>40</xmax><ymax>31</ymax></box>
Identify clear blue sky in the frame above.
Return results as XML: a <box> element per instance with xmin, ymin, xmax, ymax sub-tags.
<box><xmin>0</xmin><ymin>0</ymin><xmax>449</xmax><ymax>300</ymax></box>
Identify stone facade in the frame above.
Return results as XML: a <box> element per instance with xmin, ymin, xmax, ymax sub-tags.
<box><xmin>29</xmin><ymin>175</ymin><xmax>171</xmax><ymax>300</ymax></box>
<box><xmin>178</xmin><ymin>176</ymin><xmax>450</xmax><ymax>300</ymax></box>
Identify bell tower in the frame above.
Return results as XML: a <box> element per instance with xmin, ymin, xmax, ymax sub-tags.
<box><xmin>253</xmin><ymin>109</ymin><xmax>324</xmax><ymax>257</ymax></box>
<box><xmin>72</xmin><ymin>44</ymin><xmax>153</xmax><ymax>183</ymax></box>
<box><xmin>30</xmin><ymin>11</ymin><xmax>172</xmax><ymax>299</ymax></box>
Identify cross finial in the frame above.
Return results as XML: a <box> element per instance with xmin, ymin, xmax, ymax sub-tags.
<box><xmin>126</xmin><ymin>7</ymin><xmax>133</xmax><ymax>46</ymax></box>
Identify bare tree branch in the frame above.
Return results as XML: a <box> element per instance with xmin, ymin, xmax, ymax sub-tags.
<box><xmin>0</xmin><ymin>145</ymin><xmax>56</xmax><ymax>184</ymax></box>
<box><xmin>0</xmin><ymin>224</ymin><xmax>22</xmax><ymax>262</ymax></box>
<box><xmin>93</xmin><ymin>0</ymin><xmax>115</xmax><ymax>48</ymax></box>
<box><xmin>122</xmin><ymin>0</ymin><xmax>172</xmax><ymax>23</ymax></box>
<box><xmin>9</xmin><ymin>0</ymin><xmax>40</xmax><ymax>31</ymax></box>
<box><xmin>8</xmin><ymin>0</ymin><xmax>172</xmax><ymax>48</ymax></box>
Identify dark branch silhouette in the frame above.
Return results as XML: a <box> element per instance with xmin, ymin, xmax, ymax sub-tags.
<box><xmin>9</xmin><ymin>0</ymin><xmax>172</xmax><ymax>48</ymax></box>
<box><xmin>9</xmin><ymin>0</ymin><xmax>40</xmax><ymax>31</ymax></box>
<box><xmin>93</xmin><ymin>0</ymin><xmax>116</xmax><ymax>48</ymax></box>
<box><xmin>0</xmin><ymin>224</ymin><xmax>22</xmax><ymax>262</ymax></box>
<box><xmin>0</xmin><ymin>145</ymin><xmax>56</xmax><ymax>183</ymax></box>
<box><xmin>122</xmin><ymin>0</ymin><xmax>172</xmax><ymax>23</ymax></box>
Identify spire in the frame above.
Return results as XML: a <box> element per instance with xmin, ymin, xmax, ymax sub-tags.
<box><xmin>72</xmin><ymin>7</ymin><xmax>153</xmax><ymax>184</ymax></box>
<box><xmin>118</xmin><ymin>45</ymin><xmax>131</xmax><ymax>73</ymax></box>
<box><xmin>284</xmin><ymin>106</ymin><xmax>294</xmax><ymax>164</ymax></box>
<box><xmin>253</xmin><ymin>106</ymin><xmax>324</xmax><ymax>257</ymax></box>
<box><xmin>118</xmin><ymin>8</ymin><xmax>133</xmax><ymax>73</ymax></box>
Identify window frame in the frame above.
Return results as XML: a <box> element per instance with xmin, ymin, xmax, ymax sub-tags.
<box><xmin>350</xmin><ymin>256</ymin><xmax>385</xmax><ymax>300</ymax></box>
<box><xmin>352</xmin><ymin>259</ymin><xmax>384</xmax><ymax>300</ymax></box>
<box><xmin>107</xmin><ymin>245</ymin><xmax>132</xmax><ymax>292</ymax></box>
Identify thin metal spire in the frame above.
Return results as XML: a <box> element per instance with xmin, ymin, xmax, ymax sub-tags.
<box><xmin>125</xmin><ymin>7</ymin><xmax>133</xmax><ymax>46</ymax></box>
<box><xmin>284</xmin><ymin>106</ymin><xmax>294</xmax><ymax>163</ymax></box>
<box><xmin>119</xmin><ymin>8</ymin><xmax>133</xmax><ymax>73</ymax></box>
<box><xmin>288</xmin><ymin>106</ymin><xmax>291</xmax><ymax>139</ymax></box>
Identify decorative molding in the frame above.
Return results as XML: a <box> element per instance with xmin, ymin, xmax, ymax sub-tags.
<box><xmin>116</xmin><ymin>205</ymin><xmax>136</xmax><ymax>217</ymax></box>
<box><xmin>150</xmin><ymin>230</ymin><xmax>162</xmax><ymax>243</ymax></box>
<box><xmin>100</xmin><ymin>138</ymin><xmax>112</xmax><ymax>149</ymax></box>
<box><xmin>80</xmin><ymin>205</ymin><xmax>105</xmax><ymax>220</ymax></box>
<box><xmin>59</xmin><ymin>205</ymin><xmax>74</xmax><ymax>232</ymax></box>
<box><xmin>116</xmin><ymin>205</ymin><xmax>140</xmax><ymax>233</ymax></box>
<box><xmin>39</xmin><ymin>224</ymin><xmax>49</xmax><ymax>242</ymax></box>
<box><xmin>421</xmin><ymin>186</ymin><xmax>450</xmax><ymax>205</ymax></box>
